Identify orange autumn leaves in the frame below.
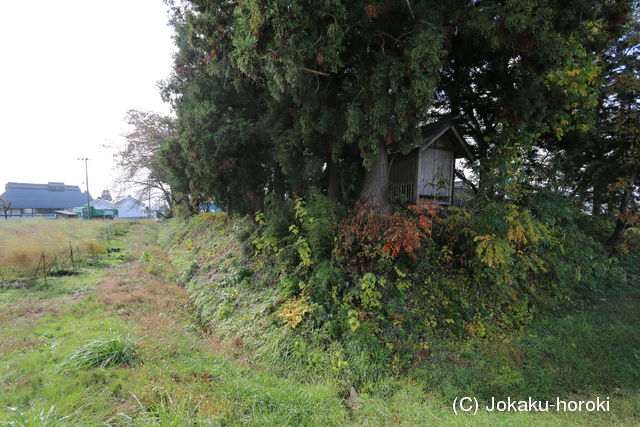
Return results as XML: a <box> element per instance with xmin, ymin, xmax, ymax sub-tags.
<box><xmin>381</xmin><ymin>200</ymin><xmax>441</xmax><ymax>259</ymax></box>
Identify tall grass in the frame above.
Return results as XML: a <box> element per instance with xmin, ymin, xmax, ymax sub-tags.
<box><xmin>59</xmin><ymin>335</ymin><xmax>139</xmax><ymax>371</ymax></box>
<box><xmin>0</xmin><ymin>219</ymin><xmax>117</xmax><ymax>276</ymax></box>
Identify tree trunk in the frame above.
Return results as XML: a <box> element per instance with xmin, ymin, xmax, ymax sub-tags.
<box><xmin>327</xmin><ymin>157</ymin><xmax>340</xmax><ymax>201</ymax></box>
<box><xmin>250</xmin><ymin>190</ymin><xmax>265</xmax><ymax>215</ymax></box>
<box><xmin>359</xmin><ymin>140</ymin><xmax>391</xmax><ymax>215</ymax></box>
<box><xmin>606</xmin><ymin>167</ymin><xmax>638</xmax><ymax>248</ymax></box>
<box><xmin>477</xmin><ymin>159</ymin><xmax>494</xmax><ymax>201</ymax></box>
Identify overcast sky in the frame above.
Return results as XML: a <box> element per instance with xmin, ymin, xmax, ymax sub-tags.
<box><xmin>0</xmin><ymin>0</ymin><xmax>175</xmax><ymax>199</ymax></box>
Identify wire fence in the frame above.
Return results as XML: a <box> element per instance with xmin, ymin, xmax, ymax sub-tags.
<box><xmin>1</xmin><ymin>223</ymin><xmax>126</xmax><ymax>281</ymax></box>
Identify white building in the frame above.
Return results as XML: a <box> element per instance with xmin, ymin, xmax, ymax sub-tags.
<box><xmin>116</xmin><ymin>196</ymin><xmax>155</xmax><ymax>219</ymax></box>
<box><xmin>89</xmin><ymin>198</ymin><xmax>116</xmax><ymax>210</ymax></box>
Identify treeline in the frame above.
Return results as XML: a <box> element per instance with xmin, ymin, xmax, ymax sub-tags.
<box><xmin>142</xmin><ymin>1</ymin><xmax>640</xmax><ymax>354</ymax></box>
<box><xmin>127</xmin><ymin>1</ymin><xmax>639</xmax><ymax>245</ymax></box>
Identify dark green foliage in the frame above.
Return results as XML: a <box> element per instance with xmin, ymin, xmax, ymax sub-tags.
<box><xmin>300</xmin><ymin>192</ymin><xmax>345</xmax><ymax>262</ymax></box>
<box><xmin>243</xmin><ymin>188</ymin><xmax>637</xmax><ymax>371</ymax></box>
<box><xmin>160</xmin><ymin>1</ymin><xmax>635</xmax><ymax>213</ymax></box>
<box><xmin>152</xmin><ymin>1</ymin><xmax>640</xmax><ymax>416</ymax></box>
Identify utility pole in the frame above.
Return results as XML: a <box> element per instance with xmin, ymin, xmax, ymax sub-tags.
<box><xmin>78</xmin><ymin>158</ymin><xmax>91</xmax><ymax>219</ymax></box>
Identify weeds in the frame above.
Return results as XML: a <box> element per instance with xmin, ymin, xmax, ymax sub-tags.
<box><xmin>3</xmin><ymin>217</ymin><xmax>639</xmax><ymax>425</ymax></box>
<box><xmin>0</xmin><ymin>219</ymin><xmax>134</xmax><ymax>280</ymax></box>
<box><xmin>59</xmin><ymin>335</ymin><xmax>139</xmax><ymax>371</ymax></box>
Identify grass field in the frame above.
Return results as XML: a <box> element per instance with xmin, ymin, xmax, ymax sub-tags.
<box><xmin>0</xmin><ymin>219</ymin><xmax>128</xmax><ymax>282</ymax></box>
<box><xmin>0</xmin><ymin>218</ymin><xmax>638</xmax><ymax>425</ymax></box>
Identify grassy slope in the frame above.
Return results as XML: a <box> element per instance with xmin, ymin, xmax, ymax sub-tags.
<box><xmin>1</xmin><ymin>221</ymin><xmax>346</xmax><ymax>426</ymax></box>
<box><xmin>160</xmin><ymin>213</ymin><xmax>640</xmax><ymax>426</ymax></box>
<box><xmin>1</xmin><ymin>217</ymin><xmax>637</xmax><ymax>425</ymax></box>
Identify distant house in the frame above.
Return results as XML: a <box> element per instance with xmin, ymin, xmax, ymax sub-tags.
<box><xmin>389</xmin><ymin>119</ymin><xmax>473</xmax><ymax>205</ymax></box>
<box><xmin>89</xmin><ymin>198</ymin><xmax>117</xmax><ymax>211</ymax></box>
<box><xmin>116</xmin><ymin>196</ymin><xmax>155</xmax><ymax>219</ymax></box>
<box><xmin>0</xmin><ymin>182</ymin><xmax>90</xmax><ymax>219</ymax></box>
<box><xmin>75</xmin><ymin>198</ymin><xmax>118</xmax><ymax>219</ymax></box>
<box><xmin>452</xmin><ymin>180</ymin><xmax>475</xmax><ymax>207</ymax></box>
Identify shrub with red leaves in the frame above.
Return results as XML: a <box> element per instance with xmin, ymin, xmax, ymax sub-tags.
<box><xmin>333</xmin><ymin>199</ymin><xmax>441</xmax><ymax>273</ymax></box>
<box><xmin>382</xmin><ymin>200</ymin><xmax>441</xmax><ymax>259</ymax></box>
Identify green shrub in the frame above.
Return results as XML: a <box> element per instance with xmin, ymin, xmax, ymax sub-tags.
<box><xmin>158</xmin><ymin>188</ymin><xmax>640</xmax><ymax>401</ymax></box>
<box><xmin>181</xmin><ymin>260</ymin><xmax>199</xmax><ymax>283</ymax></box>
<box><xmin>301</xmin><ymin>191</ymin><xmax>344</xmax><ymax>262</ymax></box>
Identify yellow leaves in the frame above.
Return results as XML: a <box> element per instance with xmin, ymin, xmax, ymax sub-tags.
<box><xmin>474</xmin><ymin>234</ymin><xmax>512</xmax><ymax>268</ymax></box>
<box><xmin>474</xmin><ymin>207</ymin><xmax>541</xmax><ymax>275</ymax></box>
<box><xmin>348</xmin><ymin>310</ymin><xmax>361</xmax><ymax>331</ymax></box>
<box><xmin>506</xmin><ymin>207</ymin><xmax>538</xmax><ymax>245</ymax></box>
<box><xmin>296</xmin><ymin>237</ymin><xmax>313</xmax><ymax>267</ymax></box>
<box><xmin>252</xmin><ymin>234</ymin><xmax>280</xmax><ymax>256</ymax></box>
<box><xmin>359</xmin><ymin>273</ymin><xmax>384</xmax><ymax>309</ymax></box>
<box><xmin>507</xmin><ymin>223</ymin><xmax>528</xmax><ymax>245</ymax></box>
<box><xmin>331</xmin><ymin>351</ymin><xmax>349</xmax><ymax>372</ymax></box>
<box><xmin>278</xmin><ymin>293</ymin><xmax>316</xmax><ymax>328</ymax></box>
<box><xmin>440</xmin><ymin>245</ymin><xmax>453</xmax><ymax>262</ymax></box>
<box><xmin>466</xmin><ymin>320</ymin><xmax>487</xmax><ymax>338</ymax></box>
<box><xmin>293</xmin><ymin>197</ymin><xmax>310</xmax><ymax>223</ymax></box>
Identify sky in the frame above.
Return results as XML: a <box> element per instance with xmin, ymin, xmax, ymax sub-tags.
<box><xmin>0</xmin><ymin>0</ymin><xmax>175</xmax><ymax>200</ymax></box>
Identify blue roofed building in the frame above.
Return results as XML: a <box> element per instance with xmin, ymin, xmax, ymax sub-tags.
<box><xmin>0</xmin><ymin>182</ymin><xmax>91</xmax><ymax>219</ymax></box>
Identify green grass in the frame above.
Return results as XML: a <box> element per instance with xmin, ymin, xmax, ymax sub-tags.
<box><xmin>59</xmin><ymin>335</ymin><xmax>139</xmax><ymax>371</ymax></box>
<box><xmin>155</xmin><ymin>214</ymin><xmax>640</xmax><ymax>425</ymax></box>
<box><xmin>0</xmin><ymin>270</ymin><xmax>103</xmax><ymax>310</ymax></box>
<box><xmin>1</xmin><ymin>217</ymin><xmax>638</xmax><ymax>425</ymax></box>
<box><xmin>0</xmin><ymin>298</ymin><xmax>133</xmax><ymax>424</ymax></box>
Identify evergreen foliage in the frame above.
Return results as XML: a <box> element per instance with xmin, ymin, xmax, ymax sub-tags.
<box><xmin>153</xmin><ymin>0</ymin><xmax>640</xmax><ymax>378</ymax></box>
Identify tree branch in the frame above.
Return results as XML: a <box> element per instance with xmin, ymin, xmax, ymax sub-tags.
<box><xmin>300</xmin><ymin>67</ymin><xmax>330</xmax><ymax>77</ymax></box>
<box><xmin>455</xmin><ymin>169</ymin><xmax>478</xmax><ymax>194</ymax></box>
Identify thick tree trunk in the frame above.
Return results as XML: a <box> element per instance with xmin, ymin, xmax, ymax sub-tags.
<box><xmin>477</xmin><ymin>160</ymin><xmax>494</xmax><ymax>200</ymax></box>
<box><xmin>327</xmin><ymin>157</ymin><xmax>340</xmax><ymax>201</ymax></box>
<box><xmin>250</xmin><ymin>190</ymin><xmax>265</xmax><ymax>215</ymax></box>
<box><xmin>606</xmin><ymin>167</ymin><xmax>638</xmax><ymax>248</ymax></box>
<box><xmin>606</xmin><ymin>196</ymin><xmax>630</xmax><ymax>248</ymax></box>
<box><xmin>359</xmin><ymin>140</ymin><xmax>391</xmax><ymax>215</ymax></box>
